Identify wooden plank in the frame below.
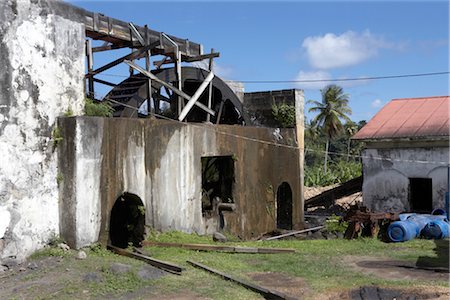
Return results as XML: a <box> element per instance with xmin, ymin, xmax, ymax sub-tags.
<box><xmin>92</xmin><ymin>43</ymin><xmax>129</xmax><ymax>53</ymax></box>
<box><xmin>93</xmin><ymin>78</ymin><xmax>117</xmax><ymax>87</ymax></box>
<box><xmin>86</xmin><ymin>42</ymin><xmax>159</xmax><ymax>77</ymax></box>
<box><xmin>206</xmin><ymin>48</ymin><xmax>214</xmax><ymax>123</ymax></box>
<box><xmin>178</xmin><ymin>71</ymin><xmax>214</xmax><ymax>121</ymax></box>
<box><xmin>107</xmin><ymin>245</ymin><xmax>184</xmax><ymax>275</ymax></box>
<box><xmin>187</xmin><ymin>260</ymin><xmax>295</xmax><ymax>300</ymax></box>
<box><xmin>264</xmin><ymin>226</ymin><xmax>325</xmax><ymax>241</ymax></box>
<box><xmin>124</xmin><ymin>60</ymin><xmax>215</xmax><ymax>116</ymax></box>
<box><xmin>142</xmin><ymin>241</ymin><xmax>295</xmax><ymax>254</ymax></box>
<box><xmin>184</xmin><ymin>52</ymin><xmax>220</xmax><ymax>62</ymax></box>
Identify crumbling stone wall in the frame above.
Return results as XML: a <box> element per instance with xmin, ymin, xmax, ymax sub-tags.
<box><xmin>0</xmin><ymin>0</ymin><xmax>85</xmax><ymax>263</ymax></box>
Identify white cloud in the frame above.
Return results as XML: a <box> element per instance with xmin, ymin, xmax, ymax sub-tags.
<box><xmin>371</xmin><ymin>98</ymin><xmax>383</xmax><ymax>108</ymax></box>
<box><xmin>294</xmin><ymin>70</ymin><xmax>331</xmax><ymax>90</ymax></box>
<box><xmin>302</xmin><ymin>30</ymin><xmax>392</xmax><ymax>69</ymax></box>
<box><xmin>190</xmin><ymin>61</ymin><xmax>233</xmax><ymax>79</ymax></box>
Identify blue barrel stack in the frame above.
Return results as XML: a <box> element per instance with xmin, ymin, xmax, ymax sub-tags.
<box><xmin>387</xmin><ymin>209</ymin><xmax>449</xmax><ymax>242</ymax></box>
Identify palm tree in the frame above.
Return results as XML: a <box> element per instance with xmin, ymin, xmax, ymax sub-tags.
<box><xmin>345</xmin><ymin>122</ymin><xmax>358</xmax><ymax>161</ymax></box>
<box><xmin>308</xmin><ymin>84</ymin><xmax>352</xmax><ymax>172</ymax></box>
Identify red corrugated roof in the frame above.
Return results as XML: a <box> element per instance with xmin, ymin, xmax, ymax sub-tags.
<box><xmin>353</xmin><ymin>96</ymin><xmax>450</xmax><ymax>140</ymax></box>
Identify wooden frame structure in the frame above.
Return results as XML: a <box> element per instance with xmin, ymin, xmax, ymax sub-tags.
<box><xmin>72</xmin><ymin>1</ymin><xmax>220</xmax><ymax>122</ymax></box>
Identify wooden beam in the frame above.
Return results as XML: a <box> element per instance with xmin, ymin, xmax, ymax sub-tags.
<box><xmin>187</xmin><ymin>261</ymin><xmax>294</xmax><ymax>300</ymax></box>
<box><xmin>178</xmin><ymin>71</ymin><xmax>214</xmax><ymax>121</ymax></box>
<box><xmin>107</xmin><ymin>245</ymin><xmax>183</xmax><ymax>275</ymax></box>
<box><xmin>92</xmin><ymin>43</ymin><xmax>130</xmax><ymax>53</ymax></box>
<box><xmin>206</xmin><ymin>48</ymin><xmax>214</xmax><ymax>123</ymax></box>
<box><xmin>143</xmin><ymin>241</ymin><xmax>295</xmax><ymax>254</ymax></box>
<box><xmin>183</xmin><ymin>52</ymin><xmax>220</xmax><ymax>62</ymax></box>
<box><xmin>86</xmin><ymin>39</ymin><xmax>94</xmax><ymax>97</ymax></box>
<box><xmin>153</xmin><ymin>52</ymin><xmax>221</xmax><ymax>67</ymax></box>
<box><xmin>264</xmin><ymin>226</ymin><xmax>325</xmax><ymax>241</ymax></box>
<box><xmin>93</xmin><ymin>78</ymin><xmax>117</xmax><ymax>87</ymax></box>
<box><xmin>128</xmin><ymin>22</ymin><xmax>145</xmax><ymax>46</ymax></box>
<box><xmin>124</xmin><ymin>60</ymin><xmax>215</xmax><ymax>116</ymax></box>
<box><xmin>86</xmin><ymin>41</ymin><xmax>159</xmax><ymax>78</ymax></box>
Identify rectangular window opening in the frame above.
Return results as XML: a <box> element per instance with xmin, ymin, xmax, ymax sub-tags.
<box><xmin>409</xmin><ymin>178</ymin><xmax>432</xmax><ymax>213</ymax></box>
<box><xmin>201</xmin><ymin>156</ymin><xmax>235</xmax><ymax>213</ymax></box>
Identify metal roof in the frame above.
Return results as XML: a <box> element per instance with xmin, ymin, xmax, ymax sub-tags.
<box><xmin>353</xmin><ymin>96</ymin><xmax>450</xmax><ymax>140</ymax></box>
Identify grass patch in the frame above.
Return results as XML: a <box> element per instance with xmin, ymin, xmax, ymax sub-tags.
<box><xmin>19</xmin><ymin>234</ymin><xmax>449</xmax><ymax>300</ymax></box>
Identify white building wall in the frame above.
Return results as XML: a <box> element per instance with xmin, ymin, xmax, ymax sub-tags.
<box><xmin>0</xmin><ymin>1</ymin><xmax>85</xmax><ymax>263</ymax></box>
<box><xmin>362</xmin><ymin>147</ymin><xmax>449</xmax><ymax>212</ymax></box>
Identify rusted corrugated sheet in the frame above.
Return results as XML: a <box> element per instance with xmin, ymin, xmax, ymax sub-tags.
<box><xmin>353</xmin><ymin>96</ymin><xmax>450</xmax><ymax>140</ymax></box>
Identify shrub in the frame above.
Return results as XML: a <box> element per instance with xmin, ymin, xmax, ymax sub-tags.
<box><xmin>84</xmin><ymin>98</ymin><xmax>114</xmax><ymax>117</ymax></box>
<box><xmin>272</xmin><ymin>103</ymin><xmax>296</xmax><ymax>128</ymax></box>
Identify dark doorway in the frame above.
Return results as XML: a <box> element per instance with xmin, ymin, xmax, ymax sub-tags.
<box><xmin>276</xmin><ymin>182</ymin><xmax>293</xmax><ymax>230</ymax></box>
<box><xmin>109</xmin><ymin>192</ymin><xmax>145</xmax><ymax>248</ymax></box>
<box><xmin>201</xmin><ymin>156</ymin><xmax>235</xmax><ymax>213</ymax></box>
<box><xmin>409</xmin><ymin>178</ymin><xmax>433</xmax><ymax>213</ymax></box>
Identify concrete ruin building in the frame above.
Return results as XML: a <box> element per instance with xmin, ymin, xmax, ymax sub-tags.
<box><xmin>0</xmin><ymin>0</ymin><xmax>304</xmax><ymax>263</ymax></box>
<box><xmin>353</xmin><ymin>96</ymin><xmax>449</xmax><ymax>213</ymax></box>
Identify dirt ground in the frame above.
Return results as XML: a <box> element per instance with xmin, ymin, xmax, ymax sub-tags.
<box><xmin>0</xmin><ymin>251</ymin><xmax>448</xmax><ymax>300</ymax></box>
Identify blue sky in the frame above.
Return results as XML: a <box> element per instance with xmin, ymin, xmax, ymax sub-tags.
<box><xmin>71</xmin><ymin>0</ymin><xmax>449</xmax><ymax>122</ymax></box>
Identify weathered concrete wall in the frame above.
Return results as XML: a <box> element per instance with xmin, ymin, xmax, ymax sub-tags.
<box><xmin>244</xmin><ymin>89</ymin><xmax>301</xmax><ymax>127</ymax></box>
<box><xmin>362</xmin><ymin>147</ymin><xmax>449</xmax><ymax>212</ymax></box>
<box><xmin>0</xmin><ymin>0</ymin><xmax>85</xmax><ymax>263</ymax></box>
<box><xmin>59</xmin><ymin>117</ymin><xmax>303</xmax><ymax>247</ymax></box>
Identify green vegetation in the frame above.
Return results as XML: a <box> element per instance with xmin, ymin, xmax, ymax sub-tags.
<box><xmin>20</xmin><ymin>232</ymin><xmax>448</xmax><ymax>300</ymax></box>
<box><xmin>64</xmin><ymin>106</ymin><xmax>73</xmax><ymax>117</ymax></box>
<box><xmin>84</xmin><ymin>98</ymin><xmax>114</xmax><ymax>117</ymax></box>
<box><xmin>304</xmin><ymin>160</ymin><xmax>362</xmax><ymax>187</ymax></box>
<box><xmin>272</xmin><ymin>102</ymin><xmax>296</xmax><ymax>128</ymax></box>
<box><xmin>325</xmin><ymin>215</ymin><xmax>348</xmax><ymax>233</ymax></box>
<box><xmin>308</xmin><ymin>84</ymin><xmax>352</xmax><ymax>173</ymax></box>
<box><xmin>305</xmin><ymin>85</ymin><xmax>366</xmax><ymax>187</ymax></box>
<box><xmin>51</xmin><ymin>126</ymin><xmax>63</xmax><ymax>147</ymax></box>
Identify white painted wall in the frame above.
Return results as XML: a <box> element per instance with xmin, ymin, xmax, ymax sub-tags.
<box><xmin>362</xmin><ymin>147</ymin><xmax>449</xmax><ymax>212</ymax></box>
<box><xmin>0</xmin><ymin>1</ymin><xmax>84</xmax><ymax>263</ymax></box>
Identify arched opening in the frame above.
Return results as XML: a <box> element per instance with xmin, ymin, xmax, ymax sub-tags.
<box><xmin>276</xmin><ymin>182</ymin><xmax>293</xmax><ymax>230</ymax></box>
<box><xmin>109</xmin><ymin>192</ymin><xmax>145</xmax><ymax>248</ymax></box>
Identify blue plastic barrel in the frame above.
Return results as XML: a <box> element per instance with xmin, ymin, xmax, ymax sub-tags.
<box><xmin>387</xmin><ymin>220</ymin><xmax>418</xmax><ymax>242</ymax></box>
<box><xmin>406</xmin><ymin>215</ymin><xmax>431</xmax><ymax>235</ymax></box>
<box><xmin>432</xmin><ymin>208</ymin><xmax>447</xmax><ymax>216</ymax></box>
<box><xmin>421</xmin><ymin>220</ymin><xmax>450</xmax><ymax>239</ymax></box>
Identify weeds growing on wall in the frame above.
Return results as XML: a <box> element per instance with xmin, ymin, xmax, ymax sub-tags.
<box><xmin>84</xmin><ymin>98</ymin><xmax>114</xmax><ymax>117</ymax></box>
<box><xmin>272</xmin><ymin>102</ymin><xmax>296</xmax><ymax>128</ymax></box>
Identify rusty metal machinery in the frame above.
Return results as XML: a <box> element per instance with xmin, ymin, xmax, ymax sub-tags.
<box><xmin>105</xmin><ymin>67</ymin><xmax>248</xmax><ymax>125</ymax></box>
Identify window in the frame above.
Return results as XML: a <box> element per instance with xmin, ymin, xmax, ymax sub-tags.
<box><xmin>201</xmin><ymin>156</ymin><xmax>235</xmax><ymax>213</ymax></box>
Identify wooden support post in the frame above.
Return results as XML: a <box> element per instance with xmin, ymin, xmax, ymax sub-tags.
<box><xmin>162</xmin><ymin>33</ymin><xmax>183</xmax><ymax>118</ymax></box>
<box><xmin>178</xmin><ymin>71</ymin><xmax>214</xmax><ymax>121</ymax></box>
<box><xmin>144</xmin><ymin>25</ymin><xmax>153</xmax><ymax>116</ymax></box>
<box><xmin>216</xmin><ymin>100</ymin><xmax>224</xmax><ymax>124</ymax></box>
<box><xmin>124</xmin><ymin>60</ymin><xmax>215</xmax><ymax>116</ymax></box>
<box><xmin>206</xmin><ymin>48</ymin><xmax>214</xmax><ymax>123</ymax></box>
<box><xmin>86</xmin><ymin>39</ymin><xmax>94</xmax><ymax>98</ymax></box>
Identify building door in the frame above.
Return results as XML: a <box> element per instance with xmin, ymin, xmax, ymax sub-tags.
<box><xmin>409</xmin><ymin>178</ymin><xmax>433</xmax><ymax>213</ymax></box>
<box><xmin>276</xmin><ymin>182</ymin><xmax>293</xmax><ymax>230</ymax></box>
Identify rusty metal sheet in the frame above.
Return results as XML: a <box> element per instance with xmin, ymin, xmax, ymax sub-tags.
<box><xmin>353</xmin><ymin>96</ymin><xmax>450</xmax><ymax>140</ymax></box>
